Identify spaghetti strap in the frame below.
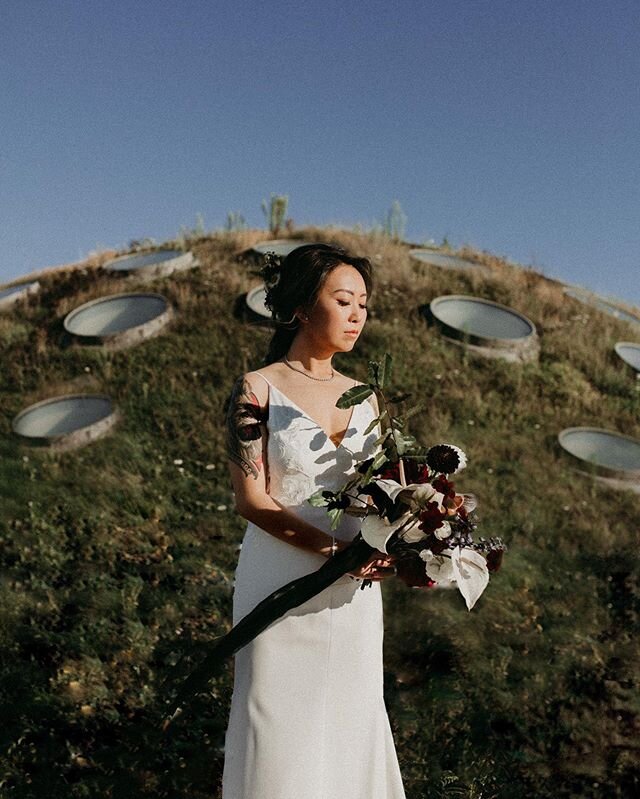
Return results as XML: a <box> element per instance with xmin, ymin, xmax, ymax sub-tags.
<box><xmin>250</xmin><ymin>371</ymin><xmax>272</xmax><ymax>388</ymax></box>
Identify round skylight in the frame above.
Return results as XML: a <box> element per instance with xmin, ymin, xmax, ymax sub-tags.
<box><xmin>428</xmin><ymin>295</ymin><xmax>538</xmax><ymax>362</ymax></box>
<box><xmin>12</xmin><ymin>394</ymin><xmax>120</xmax><ymax>452</ymax></box>
<box><xmin>63</xmin><ymin>292</ymin><xmax>173</xmax><ymax>349</ymax></box>
<box><xmin>614</xmin><ymin>342</ymin><xmax>640</xmax><ymax>373</ymax></box>
<box><xmin>564</xmin><ymin>288</ymin><xmax>640</xmax><ymax>327</ymax></box>
<box><xmin>104</xmin><ymin>249</ymin><xmax>196</xmax><ymax>280</ymax></box>
<box><xmin>558</xmin><ymin>427</ymin><xmax>640</xmax><ymax>485</ymax></box>
<box><xmin>251</xmin><ymin>240</ymin><xmax>315</xmax><ymax>258</ymax></box>
<box><xmin>0</xmin><ymin>281</ymin><xmax>40</xmax><ymax>311</ymax></box>
<box><xmin>409</xmin><ymin>250</ymin><xmax>487</xmax><ymax>274</ymax></box>
<box><xmin>245</xmin><ymin>285</ymin><xmax>271</xmax><ymax>318</ymax></box>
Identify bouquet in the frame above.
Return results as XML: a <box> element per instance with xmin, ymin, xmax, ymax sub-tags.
<box><xmin>162</xmin><ymin>353</ymin><xmax>505</xmax><ymax>727</ymax></box>
<box><xmin>307</xmin><ymin>352</ymin><xmax>504</xmax><ymax>609</ymax></box>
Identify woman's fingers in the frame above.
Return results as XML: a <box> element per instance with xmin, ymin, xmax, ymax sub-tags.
<box><xmin>348</xmin><ymin>556</ymin><xmax>398</xmax><ymax>580</ymax></box>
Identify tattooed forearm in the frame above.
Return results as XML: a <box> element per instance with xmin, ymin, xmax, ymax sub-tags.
<box><xmin>224</xmin><ymin>376</ymin><xmax>268</xmax><ymax>479</ymax></box>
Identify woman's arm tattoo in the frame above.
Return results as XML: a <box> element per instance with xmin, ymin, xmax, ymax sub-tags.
<box><xmin>224</xmin><ymin>376</ymin><xmax>268</xmax><ymax>479</ymax></box>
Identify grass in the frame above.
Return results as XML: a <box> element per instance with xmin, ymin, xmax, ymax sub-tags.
<box><xmin>1</xmin><ymin>227</ymin><xmax>639</xmax><ymax>798</ymax></box>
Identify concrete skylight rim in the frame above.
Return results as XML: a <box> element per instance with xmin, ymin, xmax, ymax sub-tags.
<box><xmin>12</xmin><ymin>393</ymin><xmax>119</xmax><ymax>451</ymax></box>
<box><xmin>63</xmin><ymin>291</ymin><xmax>172</xmax><ymax>342</ymax></box>
<box><xmin>614</xmin><ymin>341</ymin><xmax>640</xmax><ymax>372</ymax></box>
<box><xmin>245</xmin><ymin>285</ymin><xmax>271</xmax><ymax>319</ymax></box>
<box><xmin>0</xmin><ymin>280</ymin><xmax>41</xmax><ymax>309</ymax></box>
<box><xmin>408</xmin><ymin>249</ymin><xmax>484</xmax><ymax>272</ymax></box>
<box><xmin>429</xmin><ymin>294</ymin><xmax>537</xmax><ymax>346</ymax></box>
<box><xmin>558</xmin><ymin>426</ymin><xmax>640</xmax><ymax>480</ymax></box>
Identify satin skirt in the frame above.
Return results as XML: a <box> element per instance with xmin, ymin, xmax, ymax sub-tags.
<box><xmin>221</xmin><ymin>523</ymin><xmax>406</xmax><ymax>799</ymax></box>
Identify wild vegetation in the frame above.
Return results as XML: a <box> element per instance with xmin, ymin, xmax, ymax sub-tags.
<box><xmin>1</xmin><ymin>226</ymin><xmax>639</xmax><ymax>798</ymax></box>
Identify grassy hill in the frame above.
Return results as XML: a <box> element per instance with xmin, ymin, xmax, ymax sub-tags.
<box><xmin>1</xmin><ymin>227</ymin><xmax>639</xmax><ymax>798</ymax></box>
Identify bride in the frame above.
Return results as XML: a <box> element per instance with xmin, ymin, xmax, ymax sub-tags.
<box><xmin>221</xmin><ymin>244</ymin><xmax>406</xmax><ymax>798</ymax></box>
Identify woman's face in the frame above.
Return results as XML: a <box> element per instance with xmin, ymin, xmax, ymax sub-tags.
<box><xmin>300</xmin><ymin>264</ymin><xmax>368</xmax><ymax>353</ymax></box>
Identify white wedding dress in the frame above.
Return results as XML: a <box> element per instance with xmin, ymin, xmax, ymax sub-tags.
<box><xmin>221</xmin><ymin>373</ymin><xmax>406</xmax><ymax>799</ymax></box>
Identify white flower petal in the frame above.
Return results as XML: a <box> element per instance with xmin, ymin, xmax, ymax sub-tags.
<box><xmin>451</xmin><ymin>547</ymin><xmax>489</xmax><ymax>611</ymax></box>
<box><xmin>360</xmin><ymin>512</ymin><xmax>412</xmax><ymax>553</ymax></box>
<box><xmin>462</xmin><ymin>493</ymin><xmax>477</xmax><ymax>513</ymax></box>
<box><xmin>401</xmin><ymin>520</ymin><xmax>428</xmax><ymax>543</ymax></box>
<box><xmin>441</xmin><ymin>444</ymin><xmax>467</xmax><ymax>473</ymax></box>
<box><xmin>374</xmin><ymin>479</ymin><xmax>408</xmax><ymax>502</ymax></box>
<box><xmin>434</xmin><ymin>520</ymin><xmax>452</xmax><ymax>540</ymax></box>
<box><xmin>408</xmin><ymin>483</ymin><xmax>437</xmax><ymax>510</ymax></box>
<box><xmin>376</xmin><ymin>479</ymin><xmax>436</xmax><ymax>504</ymax></box>
<box><xmin>424</xmin><ymin>554</ymin><xmax>455</xmax><ymax>584</ymax></box>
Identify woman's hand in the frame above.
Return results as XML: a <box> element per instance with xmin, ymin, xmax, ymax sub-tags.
<box><xmin>348</xmin><ymin>551</ymin><xmax>396</xmax><ymax>581</ymax></box>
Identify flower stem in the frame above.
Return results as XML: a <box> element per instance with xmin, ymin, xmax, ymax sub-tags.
<box><xmin>374</xmin><ymin>387</ymin><xmax>406</xmax><ymax>486</ymax></box>
<box><xmin>398</xmin><ymin>458</ymin><xmax>407</xmax><ymax>487</ymax></box>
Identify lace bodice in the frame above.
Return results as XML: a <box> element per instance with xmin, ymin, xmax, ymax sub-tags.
<box><xmin>251</xmin><ymin>373</ymin><xmax>381</xmax><ymax>541</ymax></box>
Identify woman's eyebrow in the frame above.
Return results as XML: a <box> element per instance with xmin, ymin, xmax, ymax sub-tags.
<box><xmin>332</xmin><ymin>288</ymin><xmax>368</xmax><ymax>297</ymax></box>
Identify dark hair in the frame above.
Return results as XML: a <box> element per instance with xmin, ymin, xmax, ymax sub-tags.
<box><xmin>260</xmin><ymin>243</ymin><xmax>373</xmax><ymax>366</ymax></box>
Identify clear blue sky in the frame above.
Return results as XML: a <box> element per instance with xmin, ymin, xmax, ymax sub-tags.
<box><xmin>2</xmin><ymin>0</ymin><xmax>639</xmax><ymax>305</ymax></box>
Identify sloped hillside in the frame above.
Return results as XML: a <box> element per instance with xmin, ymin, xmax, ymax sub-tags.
<box><xmin>1</xmin><ymin>227</ymin><xmax>639</xmax><ymax>799</ymax></box>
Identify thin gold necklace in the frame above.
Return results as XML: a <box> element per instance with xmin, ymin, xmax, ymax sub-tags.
<box><xmin>283</xmin><ymin>355</ymin><xmax>335</xmax><ymax>381</ymax></box>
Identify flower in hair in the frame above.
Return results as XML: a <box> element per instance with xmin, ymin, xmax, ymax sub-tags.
<box><xmin>260</xmin><ymin>252</ymin><xmax>283</xmax><ymax>290</ymax></box>
<box><xmin>259</xmin><ymin>252</ymin><xmax>285</xmax><ymax>317</ymax></box>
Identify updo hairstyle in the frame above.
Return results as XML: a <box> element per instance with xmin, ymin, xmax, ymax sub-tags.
<box><xmin>260</xmin><ymin>243</ymin><xmax>373</xmax><ymax>365</ymax></box>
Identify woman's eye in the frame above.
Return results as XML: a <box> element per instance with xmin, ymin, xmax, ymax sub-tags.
<box><xmin>337</xmin><ymin>300</ymin><xmax>367</xmax><ymax>310</ymax></box>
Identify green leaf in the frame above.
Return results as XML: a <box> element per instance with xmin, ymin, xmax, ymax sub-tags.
<box><xmin>307</xmin><ymin>490</ymin><xmax>331</xmax><ymax>507</ymax></box>
<box><xmin>328</xmin><ymin>507</ymin><xmax>344</xmax><ymax>531</ymax></box>
<box><xmin>371</xmin><ymin>450</ymin><xmax>388</xmax><ymax>470</ymax></box>
<box><xmin>367</xmin><ymin>360</ymin><xmax>380</xmax><ymax>386</ymax></box>
<box><xmin>396</xmin><ymin>433</ymin><xmax>418</xmax><ymax>456</ymax></box>
<box><xmin>335</xmin><ymin>384</ymin><xmax>373</xmax><ymax>409</ymax></box>
<box><xmin>374</xmin><ymin>430</ymin><xmax>392</xmax><ymax>448</ymax></box>
<box><xmin>363</xmin><ymin>410</ymin><xmax>387</xmax><ymax>436</ymax></box>
<box><xmin>378</xmin><ymin>352</ymin><xmax>393</xmax><ymax>389</ymax></box>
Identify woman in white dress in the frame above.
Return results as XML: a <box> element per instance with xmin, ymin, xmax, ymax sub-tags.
<box><xmin>221</xmin><ymin>244</ymin><xmax>406</xmax><ymax>799</ymax></box>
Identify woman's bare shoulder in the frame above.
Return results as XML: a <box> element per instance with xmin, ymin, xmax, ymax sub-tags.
<box><xmin>244</xmin><ymin>363</ymin><xmax>288</xmax><ymax>398</ymax></box>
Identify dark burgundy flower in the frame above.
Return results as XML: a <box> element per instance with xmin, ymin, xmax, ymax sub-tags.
<box><xmin>395</xmin><ymin>556</ymin><xmax>436</xmax><ymax>588</ymax></box>
<box><xmin>418</xmin><ymin>501</ymin><xmax>447</xmax><ymax>534</ymax></box>
<box><xmin>426</xmin><ymin>444</ymin><xmax>466</xmax><ymax>475</ymax></box>
<box><xmin>432</xmin><ymin>474</ymin><xmax>455</xmax><ymax>499</ymax></box>
<box><xmin>378</xmin><ymin>459</ymin><xmax>430</xmax><ymax>484</ymax></box>
<box><xmin>486</xmin><ymin>549</ymin><xmax>503</xmax><ymax>573</ymax></box>
<box><xmin>378</xmin><ymin>462</ymin><xmax>401</xmax><ymax>481</ymax></box>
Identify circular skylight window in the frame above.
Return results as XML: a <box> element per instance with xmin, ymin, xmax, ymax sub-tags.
<box><xmin>104</xmin><ymin>250</ymin><xmax>196</xmax><ymax>280</ymax></box>
<box><xmin>0</xmin><ymin>281</ymin><xmax>40</xmax><ymax>311</ymax></box>
<box><xmin>614</xmin><ymin>342</ymin><xmax>640</xmax><ymax>373</ymax></box>
<box><xmin>564</xmin><ymin>288</ymin><xmax>640</xmax><ymax>327</ymax></box>
<box><xmin>409</xmin><ymin>250</ymin><xmax>487</xmax><ymax>274</ymax></box>
<box><xmin>246</xmin><ymin>285</ymin><xmax>271</xmax><ymax>318</ymax></box>
<box><xmin>12</xmin><ymin>394</ymin><xmax>120</xmax><ymax>452</ymax></box>
<box><xmin>428</xmin><ymin>295</ymin><xmax>538</xmax><ymax>362</ymax></box>
<box><xmin>251</xmin><ymin>240</ymin><xmax>315</xmax><ymax>258</ymax></box>
<box><xmin>63</xmin><ymin>292</ymin><xmax>173</xmax><ymax>350</ymax></box>
<box><xmin>558</xmin><ymin>427</ymin><xmax>640</xmax><ymax>488</ymax></box>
